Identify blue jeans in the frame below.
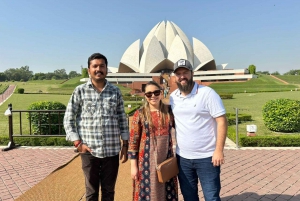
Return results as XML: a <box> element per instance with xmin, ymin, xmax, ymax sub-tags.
<box><xmin>177</xmin><ymin>154</ymin><xmax>221</xmax><ymax>201</ymax></box>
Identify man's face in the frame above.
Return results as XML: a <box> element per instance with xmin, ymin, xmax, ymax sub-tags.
<box><xmin>174</xmin><ymin>68</ymin><xmax>194</xmax><ymax>93</ymax></box>
<box><xmin>88</xmin><ymin>59</ymin><xmax>107</xmax><ymax>83</ymax></box>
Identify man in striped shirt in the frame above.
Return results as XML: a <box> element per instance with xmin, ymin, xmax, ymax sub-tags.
<box><xmin>64</xmin><ymin>53</ymin><xmax>129</xmax><ymax>201</ymax></box>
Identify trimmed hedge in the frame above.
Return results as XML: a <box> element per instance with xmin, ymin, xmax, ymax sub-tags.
<box><xmin>219</xmin><ymin>94</ymin><xmax>233</xmax><ymax>99</ymax></box>
<box><xmin>123</xmin><ymin>96</ymin><xmax>144</xmax><ymax>101</ymax></box>
<box><xmin>239</xmin><ymin>135</ymin><xmax>300</xmax><ymax>147</ymax></box>
<box><xmin>226</xmin><ymin>113</ymin><xmax>252</xmax><ymax>125</ymax></box>
<box><xmin>126</xmin><ymin>105</ymin><xmax>142</xmax><ymax>116</ymax></box>
<box><xmin>26</xmin><ymin>101</ymin><xmax>66</xmax><ymax>135</ymax></box>
<box><xmin>0</xmin><ymin>136</ymin><xmax>73</xmax><ymax>146</ymax></box>
<box><xmin>17</xmin><ymin>88</ymin><xmax>25</xmax><ymax>94</ymax></box>
<box><xmin>263</xmin><ymin>98</ymin><xmax>300</xmax><ymax>132</ymax></box>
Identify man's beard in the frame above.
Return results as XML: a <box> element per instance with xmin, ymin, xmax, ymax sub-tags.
<box><xmin>176</xmin><ymin>77</ymin><xmax>194</xmax><ymax>93</ymax></box>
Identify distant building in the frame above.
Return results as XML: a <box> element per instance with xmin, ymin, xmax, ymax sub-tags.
<box><xmin>82</xmin><ymin>20</ymin><xmax>256</xmax><ymax>94</ymax></box>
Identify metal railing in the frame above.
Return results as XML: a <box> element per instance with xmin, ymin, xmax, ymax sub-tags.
<box><xmin>2</xmin><ymin>103</ymin><xmax>133</xmax><ymax>151</ymax></box>
<box><xmin>2</xmin><ymin>103</ymin><xmax>65</xmax><ymax>151</ymax></box>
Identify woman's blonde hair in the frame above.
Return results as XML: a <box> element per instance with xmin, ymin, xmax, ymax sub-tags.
<box><xmin>142</xmin><ymin>81</ymin><xmax>169</xmax><ymax>128</ymax></box>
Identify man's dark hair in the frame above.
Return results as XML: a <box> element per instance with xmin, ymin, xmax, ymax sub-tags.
<box><xmin>87</xmin><ymin>53</ymin><xmax>108</xmax><ymax>68</ymax></box>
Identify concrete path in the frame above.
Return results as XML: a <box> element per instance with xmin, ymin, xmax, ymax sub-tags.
<box><xmin>1</xmin><ymin>142</ymin><xmax>300</xmax><ymax>201</ymax></box>
<box><xmin>0</xmin><ymin>85</ymin><xmax>15</xmax><ymax>107</ymax></box>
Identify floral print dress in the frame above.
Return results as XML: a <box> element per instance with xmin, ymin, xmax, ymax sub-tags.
<box><xmin>128</xmin><ymin>109</ymin><xmax>178</xmax><ymax>201</ymax></box>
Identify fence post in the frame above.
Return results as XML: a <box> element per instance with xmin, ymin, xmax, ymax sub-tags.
<box><xmin>235</xmin><ymin>107</ymin><xmax>239</xmax><ymax>149</ymax></box>
<box><xmin>2</xmin><ymin>103</ymin><xmax>17</xmax><ymax>151</ymax></box>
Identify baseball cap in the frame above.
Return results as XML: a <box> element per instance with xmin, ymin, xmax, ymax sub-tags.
<box><xmin>173</xmin><ymin>59</ymin><xmax>193</xmax><ymax>72</ymax></box>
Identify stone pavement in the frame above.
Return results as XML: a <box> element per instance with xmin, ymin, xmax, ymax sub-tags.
<box><xmin>0</xmin><ymin>85</ymin><xmax>15</xmax><ymax>107</ymax></box>
<box><xmin>0</xmin><ymin>147</ymin><xmax>78</xmax><ymax>201</ymax></box>
<box><xmin>1</xmin><ymin>141</ymin><xmax>300</xmax><ymax>201</ymax></box>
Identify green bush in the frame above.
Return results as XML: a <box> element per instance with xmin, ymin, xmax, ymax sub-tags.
<box><xmin>226</xmin><ymin>113</ymin><xmax>252</xmax><ymax>125</ymax></box>
<box><xmin>219</xmin><ymin>94</ymin><xmax>233</xmax><ymax>99</ymax></box>
<box><xmin>126</xmin><ymin>105</ymin><xmax>142</xmax><ymax>116</ymax></box>
<box><xmin>17</xmin><ymin>88</ymin><xmax>25</xmax><ymax>94</ymax></box>
<box><xmin>240</xmin><ymin>135</ymin><xmax>300</xmax><ymax>147</ymax></box>
<box><xmin>263</xmin><ymin>98</ymin><xmax>300</xmax><ymax>132</ymax></box>
<box><xmin>122</xmin><ymin>96</ymin><xmax>144</xmax><ymax>101</ymax></box>
<box><xmin>0</xmin><ymin>136</ymin><xmax>72</xmax><ymax>146</ymax></box>
<box><xmin>26</xmin><ymin>101</ymin><xmax>66</xmax><ymax>135</ymax></box>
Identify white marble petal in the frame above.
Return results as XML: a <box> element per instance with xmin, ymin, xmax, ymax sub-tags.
<box><xmin>140</xmin><ymin>22</ymin><xmax>160</xmax><ymax>60</ymax></box>
<box><xmin>154</xmin><ymin>21</ymin><xmax>167</xmax><ymax>57</ymax></box>
<box><xmin>119</xmin><ymin>39</ymin><xmax>140</xmax><ymax>72</ymax></box>
<box><xmin>165</xmin><ymin>21</ymin><xmax>177</xmax><ymax>53</ymax></box>
<box><xmin>167</xmin><ymin>35</ymin><xmax>189</xmax><ymax>63</ymax></box>
<box><xmin>140</xmin><ymin>36</ymin><xmax>165</xmax><ymax>73</ymax></box>
<box><xmin>170</xmin><ymin>21</ymin><xmax>193</xmax><ymax>65</ymax></box>
<box><xmin>193</xmin><ymin>37</ymin><xmax>214</xmax><ymax>71</ymax></box>
<box><xmin>216</xmin><ymin>63</ymin><xmax>228</xmax><ymax>70</ymax></box>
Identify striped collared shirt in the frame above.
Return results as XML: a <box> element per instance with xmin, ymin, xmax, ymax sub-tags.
<box><xmin>64</xmin><ymin>79</ymin><xmax>129</xmax><ymax>158</ymax></box>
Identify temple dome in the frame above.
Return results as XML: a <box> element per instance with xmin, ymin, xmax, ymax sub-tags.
<box><xmin>118</xmin><ymin>20</ymin><xmax>217</xmax><ymax>73</ymax></box>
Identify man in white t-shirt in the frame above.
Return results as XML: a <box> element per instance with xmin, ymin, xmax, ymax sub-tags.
<box><xmin>170</xmin><ymin>59</ymin><xmax>228</xmax><ymax>201</ymax></box>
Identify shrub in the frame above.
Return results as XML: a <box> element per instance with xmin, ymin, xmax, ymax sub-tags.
<box><xmin>17</xmin><ymin>88</ymin><xmax>25</xmax><ymax>94</ymax></box>
<box><xmin>26</xmin><ymin>101</ymin><xmax>66</xmax><ymax>135</ymax></box>
<box><xmin>240</xmin><ymin>136</ymin><xmax>300</xmax><ymax>147</ymax></box>
<box><xmin>263</xmin><ymin>98</ymin><xmax>300</xmax><ymax>132</ymax></box>
<box><xmin>219</xmin><ymin>94</ymin><xmax>233</xmax><ymax>99</ymax></box>
<box><xmin>0</xmin><ymin>136</ymin><xmax>72</xmax><ymax>146</ymax></box>
<box><xmin>226</xmin><ymin>113</ymin><xmax>252</xmax><ymax>126</ymax></box>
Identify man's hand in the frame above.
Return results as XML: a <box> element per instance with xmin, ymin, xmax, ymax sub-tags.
<box><xmin>77</xmin><ymin>144</ymin><xmax>92</xmax><ymax>153</ymax></box>
<box><xmin>212</xmin><ymin>150</ymin><xmax>225</xmax><ymax>166</ymax></box>
<box><xmin>120</xmin><ymin>146</ymin><xmax>128</xmax><ymax>163</ymax></box>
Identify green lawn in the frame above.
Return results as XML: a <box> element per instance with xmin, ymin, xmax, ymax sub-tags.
<box><xmin>0</xmin><ymin>93</ymin><xmax>142</xmax><ymax>137</ymax></box>
<box><xmin>275</xmin><ymin>75</ymin><xmax>300</xmax><ymax>85</ymax></box>
<box><xmin>210</xmin><ymin>74</ymin><xmax>298</xmax><ymax>94</ymax></box>
<box><xmin>223</xmin><ymin>91</ymin><xmax>300</xmax><ymax>137</ymax></box>
<box><xmin>1</xmin><ymin>75</ymin><xmax>299</xmax><ymax>142</ymax></box>
<box><xmin>0</xmin><ymin>84</ymin><xmax>9</xmax><ymax>93</ymax></box>
<box><xmin>0</xmin><ymin>94</ymin><xmax>71</xmax><ymax>137</ymax></box>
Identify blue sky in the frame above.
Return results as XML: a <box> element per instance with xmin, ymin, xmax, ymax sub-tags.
<box><xmin>0</xmin><ymin>0</ymin><xmax>299</xmax><ymax>74</ymax></box>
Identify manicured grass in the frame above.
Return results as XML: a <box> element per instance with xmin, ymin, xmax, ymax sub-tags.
<box><xmin>223</xmin><ymin>91</ymin><xmax>300</xmax><ymax>137</ymax></box>
<box><xmin>275</xmin><ymin>75</ymin><xmax>300</xmax><ymax>85</ymax></box>
<box><xmin>0</xmin><ymin>84</ymin><xmax>9</xmax><ymax>94</ymax></box>
<box><xmin>0</xmin><ymin>80</ymin><xmax>66</xmax><ymax>93</ymax></box>
<box><xmin>210</xmin><ymin>74</ymin><xmax>297</xmax><ymax>94</ymax></box>
<box><xmin>0</xmin><ymin>94</ymin><xmax>71</xmax><ymax>137</ymax></box>
<box><xmin>0</xmin><ymin>93</ymin><xmax>142</xmax><ymax>137</ymax></box>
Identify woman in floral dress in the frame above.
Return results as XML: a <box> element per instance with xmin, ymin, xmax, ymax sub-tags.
<box><xmin>128</xmin><ymin>81</ymin><xmax>178</xmax><ymax>201</ymax></box>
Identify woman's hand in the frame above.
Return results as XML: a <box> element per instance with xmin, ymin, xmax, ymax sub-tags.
<box><xmin>131</xmin><ymin>164</ymin><xmax>139</xmax><ymax>180</ymax></box>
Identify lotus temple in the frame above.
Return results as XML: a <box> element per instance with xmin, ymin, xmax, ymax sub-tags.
<box><xmin>82</xmin><ymin>20</ymin><xmax>255</xmax><ymax>94</ymax></box>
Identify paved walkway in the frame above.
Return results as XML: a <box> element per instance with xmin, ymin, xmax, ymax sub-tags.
<box><xmin>1</xmin><ymin>88</ymin><xmax>300</xmax><ymax>200</ymax></box>
<box><xmin>1</xmin><ymin>142</ymin><xmax>300</xmax><ymax>201</ymax></box>
<box><xmin>0</xmin><ymin>85</ymin><xmax>15</xmax><ymax>107</ymax></box>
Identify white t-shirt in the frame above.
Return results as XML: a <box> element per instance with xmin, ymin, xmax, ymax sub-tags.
<box><xmin>170</xmin><ymin>83</ymin><xmax>226</xmax><ymax>159</ymax></box>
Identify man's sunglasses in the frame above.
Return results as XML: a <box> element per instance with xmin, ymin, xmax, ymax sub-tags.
<box><xmin>144</xmin><ymin>90</ymin><xmax>161</xmax><ymax>98</ymax></box>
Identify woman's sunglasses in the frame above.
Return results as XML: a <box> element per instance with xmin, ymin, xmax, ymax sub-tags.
<box><xmin>144</xmin><ymin>90</ymin><xmax>161</xmax><ymax>98</ymax></box>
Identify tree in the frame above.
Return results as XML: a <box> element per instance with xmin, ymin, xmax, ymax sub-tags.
<box><xmin>284</xmin><ymin>69</ymin><xmax>300</xmax><ymax>75</ymax></box>
<box><xmin>256</xmin><ymin>71</ymin><xmax>270</xmax><ymax>75</ymax></box>
<box><xmin>68</xmin><ymin>71</ymin><xmax>81</xmax><ymax>78</ymax></box>
<box><xmin>248</xmin><ymin>65</ymin><xmax>256</xmax><ymax>74</ymax></box>
<box><xmin>82</xmin><ymin>68</ymin><xmax>89</xmax><ymax>78</ymax></box>
<box><xmin>3</xmin><ymin>66</ymin><xmax>33</xmax><ymax>81</ymax></box>
<box><xmin>53</xmin><ymin>69</ymin><xmax>68</xmax><ymax>79</ymax></box>
<box><xmin>271</xmin><ymin>71</ymin><xmax>280</xmax><ymax>75</ymax></box>
<box><xmin>0</xmin><ymin>72</ymin><xmax>7</xmax><ymax>81</ymax></box>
